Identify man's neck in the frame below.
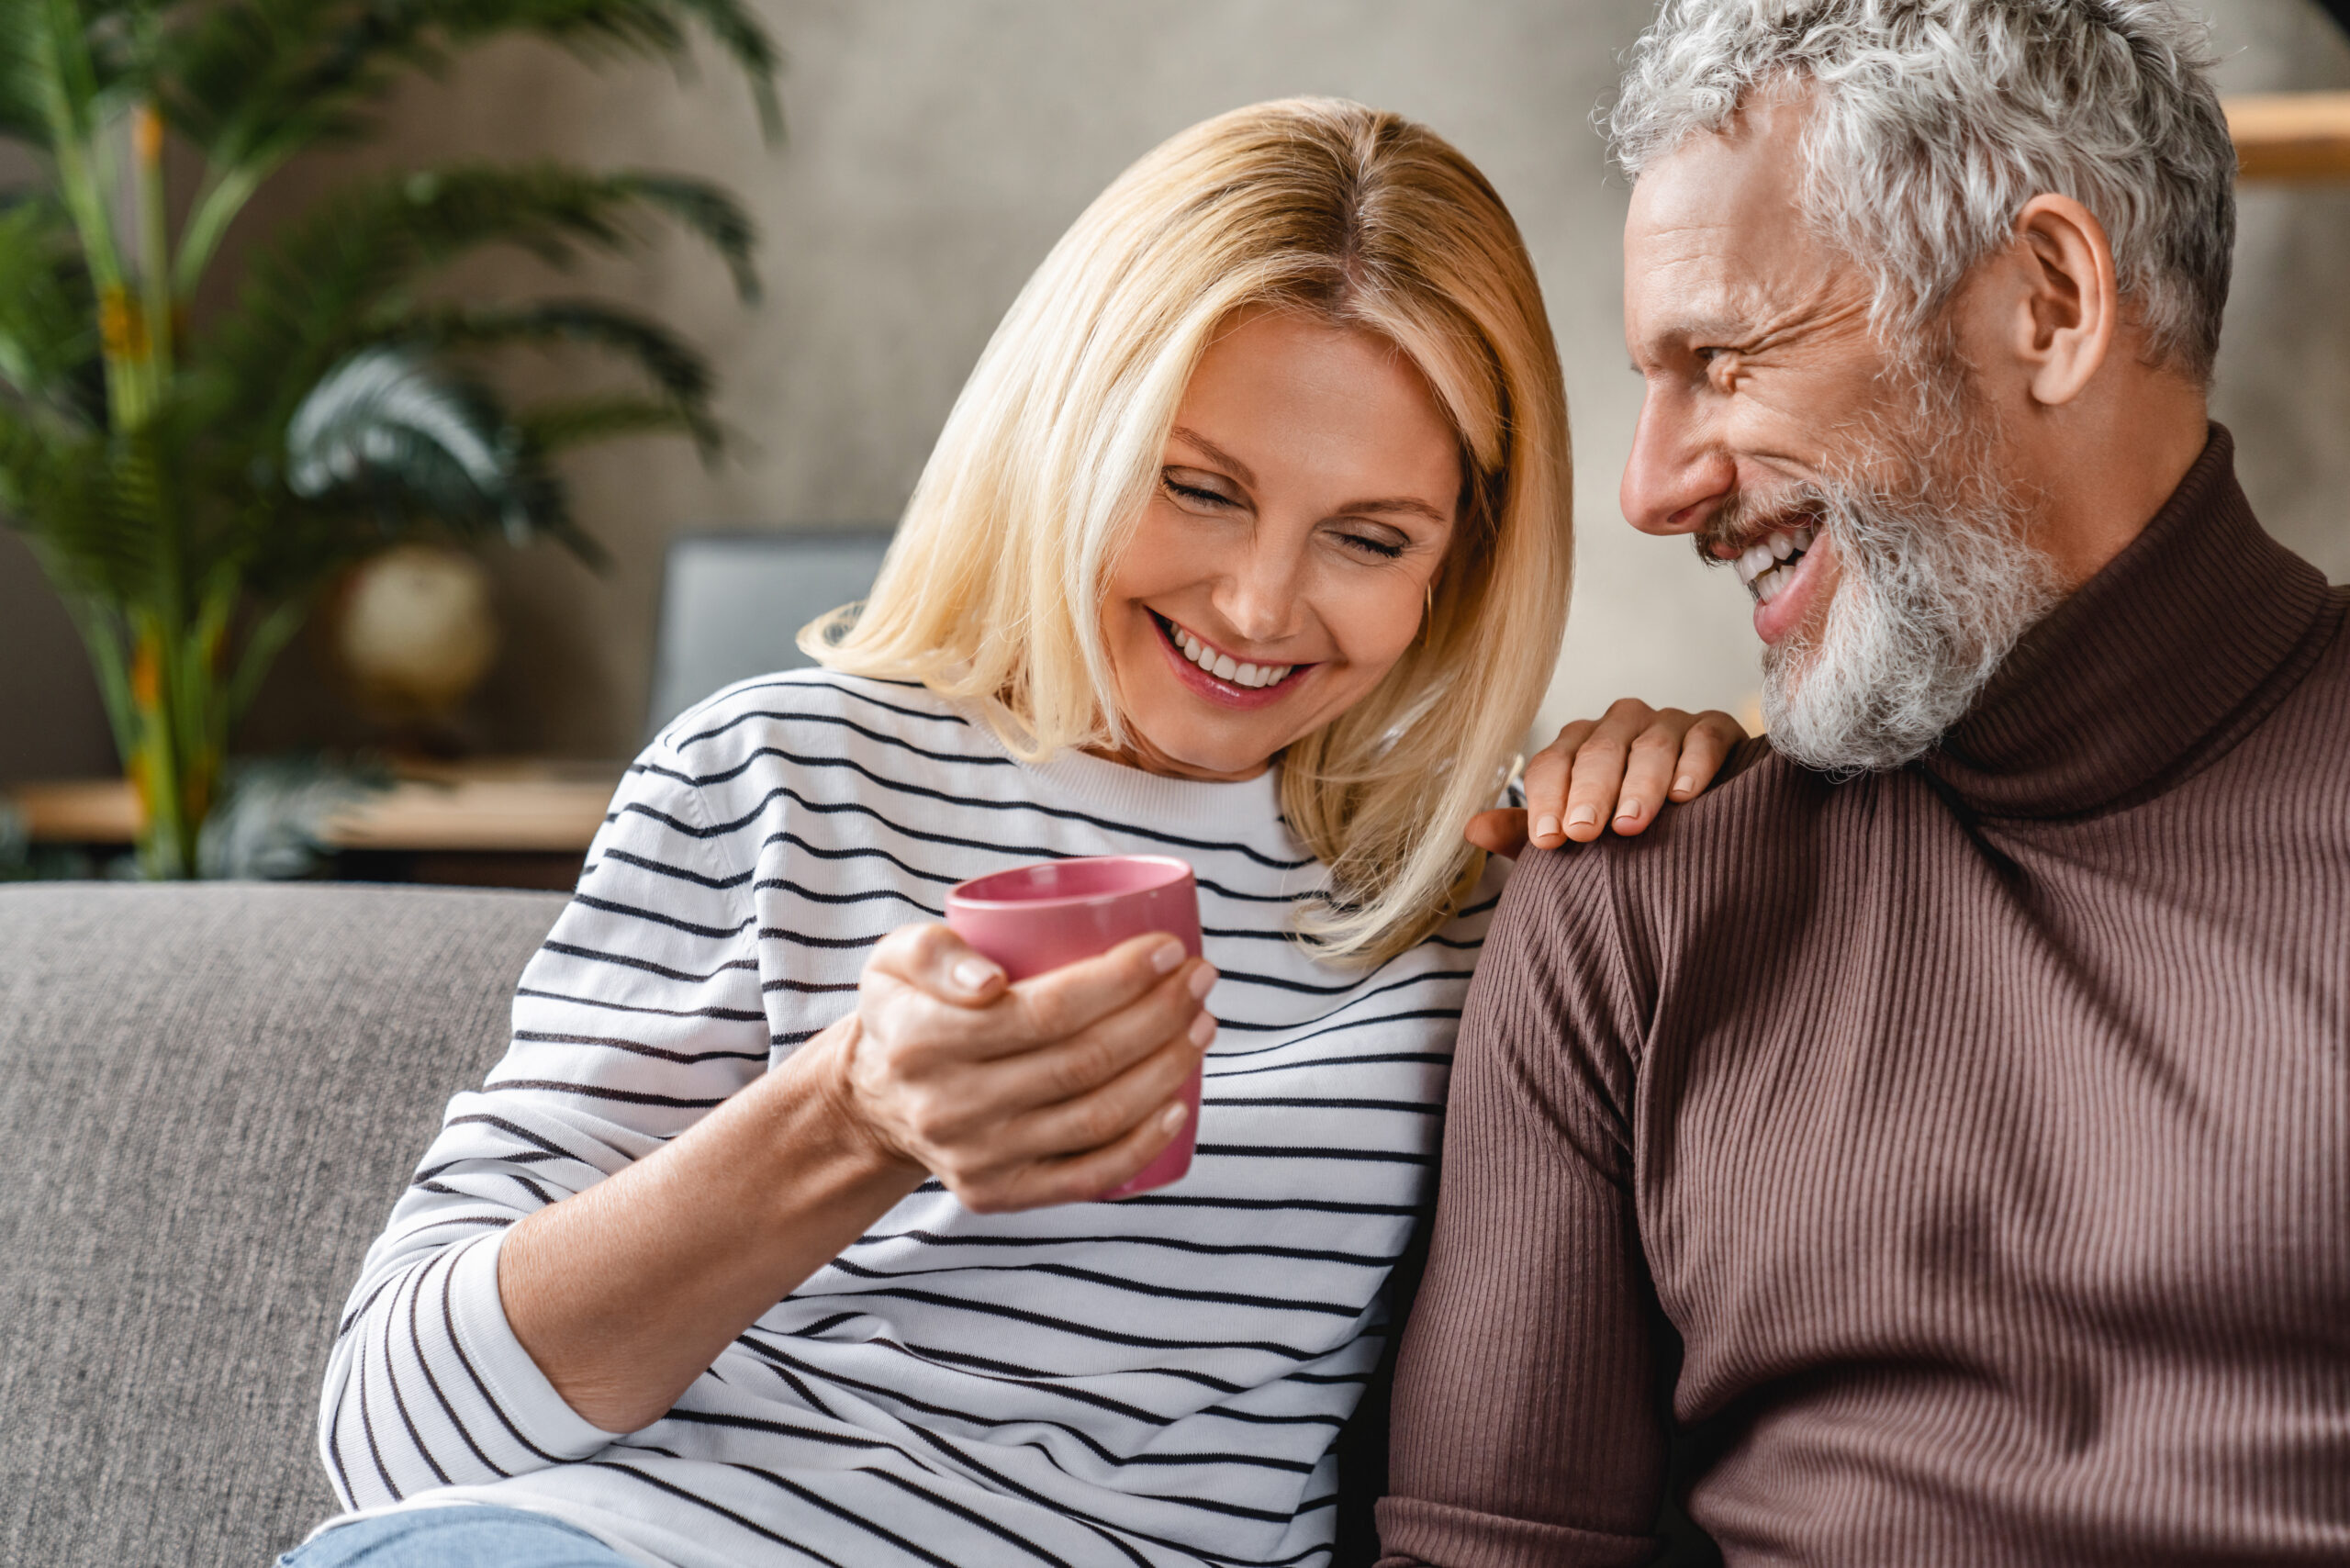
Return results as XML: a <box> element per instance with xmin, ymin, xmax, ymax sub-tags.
<box><xmin>2016</xmin><ymin>383</ymin><xmax>2210</xmax><ymax>591</ymax></box>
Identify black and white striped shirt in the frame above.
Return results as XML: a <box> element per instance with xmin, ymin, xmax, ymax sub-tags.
<box><xmin>319</xmin><ymin>670</ymin><xmax>1505</xmax><ymax>1568</ymax></box>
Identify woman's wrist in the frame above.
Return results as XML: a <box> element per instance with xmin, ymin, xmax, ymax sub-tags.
<box><xmin>743</xmin><ymin>1015</ymin><xmax>928</xmax><ymax>1231</ymax></box>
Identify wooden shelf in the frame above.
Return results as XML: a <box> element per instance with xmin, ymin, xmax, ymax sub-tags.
<box><xmin>2226</xmin><ymin>91</ymin><xmax>2350</xmax><ymax>183</ymax></box>
<box><xmin>7</xmin><ymin>758</ymin><xmax>622</xmax><ymax>854</ymax></box>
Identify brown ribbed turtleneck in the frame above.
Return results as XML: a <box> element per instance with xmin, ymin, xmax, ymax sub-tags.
<box><xmin>1379</xmin><ymin>430</ymin><xmax>2350</xmax><ymax>1568</ymax></box>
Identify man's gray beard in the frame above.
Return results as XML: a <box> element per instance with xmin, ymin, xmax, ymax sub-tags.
<box><xmin>1750</xmin><ymin>420</ymin><xmax>2060</xmax><ymax>777</ymax></box>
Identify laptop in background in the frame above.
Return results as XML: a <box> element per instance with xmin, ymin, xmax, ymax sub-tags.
<box><xmin>644</xmin><ymin>529</ymin><xmax>895</xmax><ymax>742</ymax></box>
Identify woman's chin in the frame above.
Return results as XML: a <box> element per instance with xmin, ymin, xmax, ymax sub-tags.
<box><xmin>1158</xmin><ymin>749</ymin><xmax>1280</xmax><ymax>784</ymax></box>
<box><xmin>1116</xmin><ymin>722</ymin><xmax>1281</xmax><ymax>784</ymax></box>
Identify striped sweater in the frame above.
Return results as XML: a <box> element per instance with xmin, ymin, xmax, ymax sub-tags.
<box><xmin>319</xmin><ymin>668</ymin><xmax>1506</xmax><ymax>1568</ymax></box>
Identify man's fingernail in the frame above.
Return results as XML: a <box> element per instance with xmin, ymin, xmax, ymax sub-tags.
<box><xmin>1616</xmin><ymin>800</ymin><xmax>1641</xmax><ymax>822</ymax></box>
<box><xmin>952</xmin><ymin>959</ymin><xmax>1001</xmax><ymax>991</ymax></box>
<box><xmin>1150</xmin><ymin>939</ymin><xmax>1184</xmax><ymax>975</ymax></box>
<box><xmin>1534</xmin><ymin>814</ymin><xmax>1561</xmax><ymax>841</ymax></box>
<box><xmin>1673</xmin><ymin>774</ymin><xmax>1695</xmax><ymax>796</ymax></box>
<box><xmin>1567</xmin><ymin>805</ymin><xmax>1598</xmax><ymax>829</ymax></box>
<box><xmin>1187</xmin><ymin>963</ymin><xmax>1218</xmax><ymax>1000</ymax></box>
<box><xmin>1189</xmin><ymin>1011</ymin><xmax>1216</xmax><ymax>1047</ymax></box>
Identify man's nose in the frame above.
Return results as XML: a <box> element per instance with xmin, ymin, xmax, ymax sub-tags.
<box><xmin>1620</xmin><ymin>384</ymin><xmax>1735</xmax><ymax>537</ymax></box>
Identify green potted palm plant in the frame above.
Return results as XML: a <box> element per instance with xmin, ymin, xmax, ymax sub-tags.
<box><xmin>0</xmin><ymin>0</ymin><xmax>778</xmax><ymax>876</ymax></box>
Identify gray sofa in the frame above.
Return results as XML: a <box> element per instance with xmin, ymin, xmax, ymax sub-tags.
<box><xmin>0</xmin><ymin>883</ymin><xmax>566</xmax><ymax>1566</ymax></box>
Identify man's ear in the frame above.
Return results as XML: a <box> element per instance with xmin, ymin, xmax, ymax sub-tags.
<box><xmin>2007</xmin><ymin>193</ymin><xmax>2119</xmax><ymax>409</ymax></box>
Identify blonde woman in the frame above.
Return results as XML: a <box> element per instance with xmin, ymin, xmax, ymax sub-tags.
<box><xmin>297</xmin><ymin>99</ymin><xmax>1741</xmax><ymax>1568</ymax></box>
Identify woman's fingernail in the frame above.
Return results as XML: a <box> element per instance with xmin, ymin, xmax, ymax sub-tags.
<box><xmin>1616</xmin><ymin>800</ymin><xmax>1641</xmax><ymax>822</ymax></box>
<box><xmin>1673</xmin><ymin>774</ymin><xmax>1695</xmax><ymax>796</ymax></box>
<box><xmin>1567</xmin><ymin>805</ymin><xmax>1598</xmax><ymax>830</ymax></box>
<box><xmin>952</xmin><ymin>959</ymin><xmax>1001</xmax><ymax>991</ymax></box>
<box><xmin>1160</xmin><ymin>1103</ymin><xmax>1190</xmax><ymax>1133</ymax></box>
<box><xmin>1534</xmin><ymin>814</ymin><xmax>1561</xmax><ymax>841</ymax></box>
<box><xmin>1189</xmin><ymin>1011</ymin><xmax>1216</xmax><ymax>1047</ymax></box>
<box><xmin>1150</xmin><ymin>938</ymin><xmax>1184</xmax><ymax>975</ymax></box>
<box><xmin>1187</xmin><ymin>963</ymin><xmax>1218</xmax><ymax>1000</ymax></box>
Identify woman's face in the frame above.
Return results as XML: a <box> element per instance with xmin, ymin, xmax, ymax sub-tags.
<box><xmin>1101</xmin><ymin>310</ymin><xmax>1462</xmax><ymax>782</ymax></box>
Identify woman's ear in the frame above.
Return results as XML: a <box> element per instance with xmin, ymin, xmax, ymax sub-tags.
<box><xmin>2006</xmin><ymin>193</ymin><xmax>2120</xmax><ymax>409</ymax></box>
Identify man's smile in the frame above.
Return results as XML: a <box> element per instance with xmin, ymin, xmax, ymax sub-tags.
<box><xmin>1729</xmin><ymin>523</ymin><xmax>1817</xmax><ymax>605</ymax></box>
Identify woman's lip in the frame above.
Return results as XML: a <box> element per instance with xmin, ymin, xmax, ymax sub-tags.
<box><xmin>1156</xmin><ymin>611</ymin><xmax>1299</xmax><ymax>678</ymax></box>
<box><xmin>1150</xmin><ymin>612</ymin><xmax>1311</xmax><ymax>711</ymax></box>
<box><xmin>1751</xmin><ymin>530</ymin><xmax>1835</xmax><ymax>644</ymax></box>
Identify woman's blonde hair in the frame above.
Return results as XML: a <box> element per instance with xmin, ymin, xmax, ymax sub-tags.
<box><xmin>805</xmin><ymin>97</ymin><xmax>1572</xmax><ymax>966</ymax></box>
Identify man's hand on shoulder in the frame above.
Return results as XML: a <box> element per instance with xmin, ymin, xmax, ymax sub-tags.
<box><xmin>1468</xmin><ymin>700</ymin><xmax>1748</xmax><ymax>858</ymax></box>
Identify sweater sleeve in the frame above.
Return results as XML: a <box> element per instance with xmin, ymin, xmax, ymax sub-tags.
<box><xmin>318</xmin><ymin>734</ymin><xmax>772</xmax><ymax>1507</ymax></box>
<box><xmin>1374</xmin><ymin>843</ymin><xmax>1665</xmax><ymax>1568</ymax></box>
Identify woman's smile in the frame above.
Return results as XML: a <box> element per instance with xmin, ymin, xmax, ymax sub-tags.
<box><xmin>1148</xmin><ymin>610</ymin><xmax>1313</xmax><ymax>708</ymax></box>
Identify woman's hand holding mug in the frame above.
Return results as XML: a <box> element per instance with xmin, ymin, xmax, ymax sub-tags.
<box><xmin>833</xmin><ymin>921</ymin><xmax>1216</xmax><ymax>1214</ymax></box>
<box><xmin>498</xmin><ymin>913</ymin><xmax>1213</xmax><ymax>1436</ymax></box>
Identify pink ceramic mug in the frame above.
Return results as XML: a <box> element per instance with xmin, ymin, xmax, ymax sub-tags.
<box><xmin>944</xmin><ymin>855</ymin><xmax>1203</xmax><ymax>1200</ymax></box>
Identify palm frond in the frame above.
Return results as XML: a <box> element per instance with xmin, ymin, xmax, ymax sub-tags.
<box><xmin>160</xmin><ymin>0</ymin><xmax>778</xmax><ymax>237</ymax></box>
<box><xmin>0</xmin><ymin>396</ymin><xmax>54</xmax><ymax>517</ymax></box>
<box><xmin>608</xmin><ymin>173</ymin><xmax>758</xmax><ymax>300</ymax></box>
<box><xmin>389</xmin><ymin>298</ymin><xmax>720</xmax><ymax>449</ymax></box>
<box><xmin>0</xmin><ymin>192</ymin><xmax>100</xmax><ymax>409</ymax></box>
<box><xmin>275</xmin><ymin>342</ymin><xmax>605</xmax><ymax>566</ymax></box>
<box><xmin>515</xmin><ymin>392</ymin><xmax>704</xmax><ymax>454</ymax></box>
<box><xmin>196</xmin><ymin>162</ymin><xmax>756</xmax><ymax>445</ymax></box>
<box><xmin>285</xmin><ymin>343</ymin><xmax>527</xmax><ymax>528</ymax></box>
<box><xmin>2</xmin><ymin>418</ymin><xmax>182</xmax><ymax>608</ymax></box>
<box><xmin>0</xmin><ymin>2</ymin><xmax>58</xmax><ymax>145</ymax></box>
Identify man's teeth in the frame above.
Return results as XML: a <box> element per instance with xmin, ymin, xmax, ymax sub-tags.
<box><xmin>1170</xmin><ymin>622</ymin><xmax>1292</xmax><ymax>689</ymax></box>
<box><xmin>1732</xmin><ymin>526</ymin><xmax>1818</xmax><ymax>604</ymax></box>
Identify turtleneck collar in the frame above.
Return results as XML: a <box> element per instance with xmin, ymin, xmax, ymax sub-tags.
<box><xmin>1919</xmin><ymin>425</ymin><xmax>2344</xmax><ymax>821</ymax></box>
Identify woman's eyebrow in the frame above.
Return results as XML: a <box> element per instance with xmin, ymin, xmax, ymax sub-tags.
<box><xmin>1168</xmin><ymin>426</ymin><xmax>1258</xmax><ymax>487</ymax></box>
<box><xmin>1337</xmin><ymin>496</ymin><xmax>1449</xmax><ymax>523</ymax></box>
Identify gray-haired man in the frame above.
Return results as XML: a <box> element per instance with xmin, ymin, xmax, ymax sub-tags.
<box><xmin>1379</xmin><ymin>2</ymin><xmax>2349</xmax><ymax>1563</ymax></box>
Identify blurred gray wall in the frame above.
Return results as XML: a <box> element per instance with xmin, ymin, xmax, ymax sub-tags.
<box><xmin>3</xmin><ymin>0</ymin><xmax>2345</xmax><ymax>776</ymax></box>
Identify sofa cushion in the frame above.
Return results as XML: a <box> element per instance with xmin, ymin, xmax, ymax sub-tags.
<box><xmin>0</xmin><ymin>882</ymin><xmax>565</xmax><ymax>1566</ymax></box>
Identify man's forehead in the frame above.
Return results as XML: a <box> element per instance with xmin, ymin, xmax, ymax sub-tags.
<box><xmin>1623</xmin><ymin>98</ymin><xmax>1862</xmax><ymax>352</ymax></box>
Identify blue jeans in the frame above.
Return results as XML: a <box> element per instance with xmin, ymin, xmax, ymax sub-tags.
<box><xmin>278</xmin><ymin>1506</ymin><xmax>639</xmax><ymax>1568</ymax></box>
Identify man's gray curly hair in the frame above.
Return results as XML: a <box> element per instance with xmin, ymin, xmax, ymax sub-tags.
<box><xmin>1608</xmin><ymin>0</ymin><xmax>2237</xmax><ymax>384</ymax></box>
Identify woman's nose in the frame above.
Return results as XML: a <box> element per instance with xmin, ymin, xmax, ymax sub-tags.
<box><xmin>1620</xmin><ymin>383</ymin><xmax>1735</xmax><ymax>537</ymax></box>
<box><xmin>1216</xmin><ymin>544</ymin><xmax>1303</xmax><ymax>644</ymax></box>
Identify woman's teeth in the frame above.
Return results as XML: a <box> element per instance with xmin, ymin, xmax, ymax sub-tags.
<box><xmin>1169</xmin><ymin>621</ymin><xmax>1292</xmax><ymax>689</ymax></box>
<box><xmin>1733</xmin><ymin>525</ymin><xmax>1817</xmax><ymax>605</ymax></box>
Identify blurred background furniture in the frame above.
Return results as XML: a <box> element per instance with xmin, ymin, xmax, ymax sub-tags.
<box><xmin>1</xmin><ymin>528</ymin><xmax>894</xmax><ymax>887</ymax></box>
<box><xmin>2226</xmin><ymin>89</ymin><xmax>2350</xmax><ymax>177</ymax></box>
<box><xmin>643</xmin><ymin>528</ymin><xmax>895</xmax><ymax>739</ymax></box>
<box><xmin>4</xmin><ymin>759</ymin><xmax>622</xmax><ymax>889</ymax></box>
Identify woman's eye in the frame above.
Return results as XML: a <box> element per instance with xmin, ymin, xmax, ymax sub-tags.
<box><xmin>1337</xmin><ymin>531</ymin><xmax>1406</xmax><ymax>561</ymax></box>
<box><xmin>1163</xmin><ymin>475</ymin><xmax>1237</xmax><ymax>510</ymax></box>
